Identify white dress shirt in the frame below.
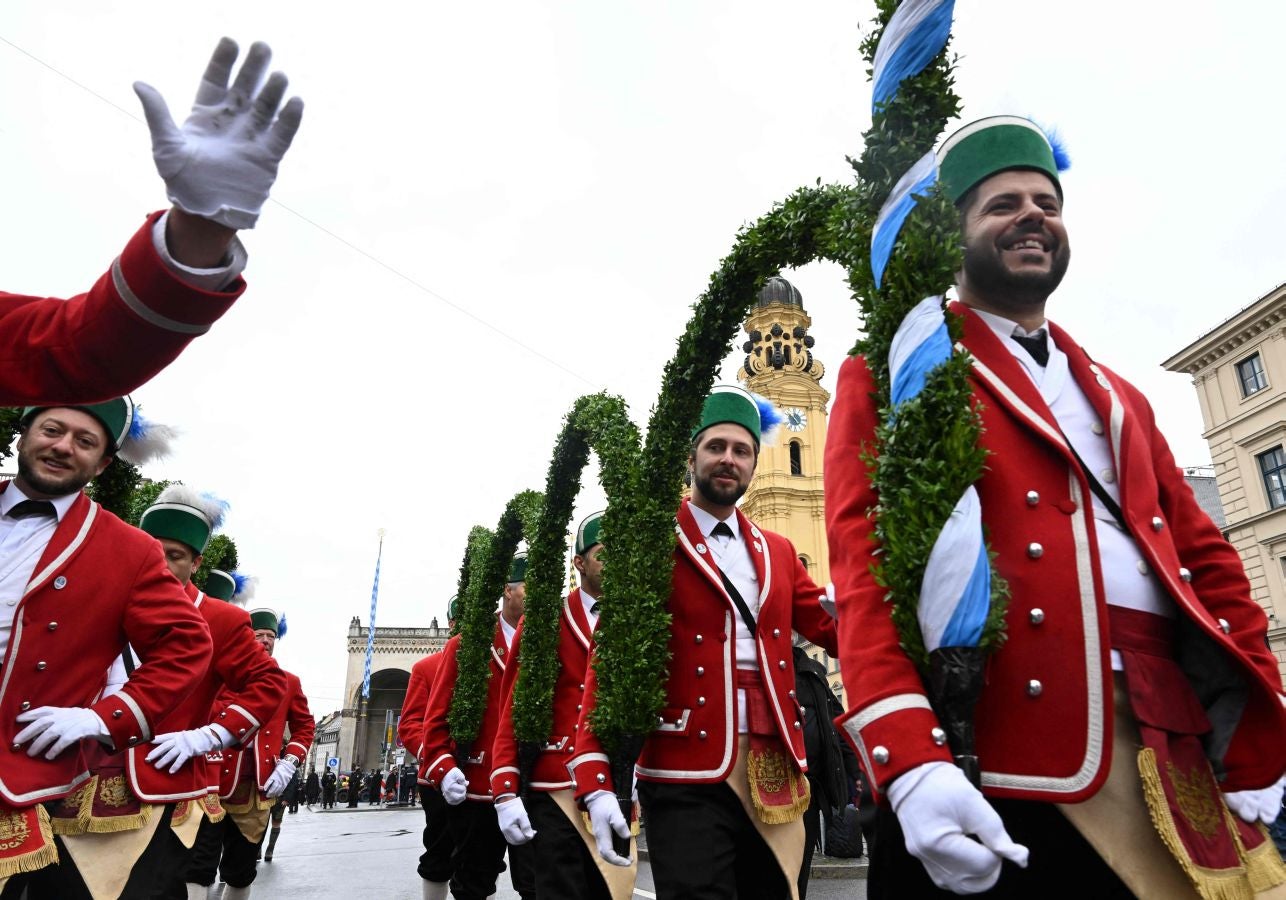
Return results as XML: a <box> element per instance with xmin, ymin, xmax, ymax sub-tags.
<box><xmin>0</xmin><ymin>483</ymin><xmax>78</xmax><ymax>661</ymax></box>
<box><xmin>580</xmin><ymin>587</ymin><xmax>600</xmax><ymax>631</ymax></box>
<box><xmin>500</xmin><ymin>611</ymin><xmax>518</xmax><ymax>651</ymax></box>
<box><xmin>689</xmin><ymin>503</ymin><xmax>761</xmax><ymax>732</ymax></box>
<box><xmin>971</xmin><ymin>308</ymin><xmax>1175</xmax><ymax>669</ymax></box>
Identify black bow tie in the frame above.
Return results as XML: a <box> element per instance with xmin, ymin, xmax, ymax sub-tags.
<box><xmin>711</xmin><ymin>522</ymin><xmax>734</xmax><ymax>540</ymax></box>
<box><xmin>590</xmin><ymin>601</ymin><xmax>600</xmax><ymax>615</ymax></box>
<box><xmin>1011</xmin><ymin>332</ymin><xmax>1049</xmax><ymax>367</ymax></box>
<box><xmin>7</xmin><ymin>499</ymin><xmax>56</xmax><ymax>521</ymax></box>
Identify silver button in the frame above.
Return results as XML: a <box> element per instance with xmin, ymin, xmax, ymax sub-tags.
<box><xmin>788</xmin><ymin>690</ymin><xmax>796</xmax><ymax>699</ymax></box>
<box><xmin>698</xmin><ymin>731</ymin><xmax>708</xmax><ymax>740</ymax></box>
<box><xmin>1100</xmin><ymin>468</ymin><xmax>1116</xmax><ymax>484</ymax></box>
<box><xmin>697</xmin><ymin>697</ymin><xmax>706</xmax><ymax>706</ymax></box>
<box><xmin>772</xmin><ymin>628</ymin><xmax>781</xmax><ymax>638</ymax></box>
<box><xmin>695</xmin><ymin>635</ymin><xmax>703</xmax><ymax>645</ymax></box>
<box><xmin>794</xmin><ymin>721</ymin><xmax>801</xmax><ymax>730</ymax></box>
<box><xmin>872</xmin><ymin>746</ymin><xmax>890</xmax><ymax>765</ymax></box>
<box><xmin>1218</xmin><ymin>618</ymin><xmax>1231</xmax><ymax>635</ymax></box>
<box><xmin>1027</xmin><ymin>680</ymin><xmax>1043</xmax><ymax>697</ymax></box>
<box><xmin>11</xmin><ymin>743</ymin><xmax>19</xmax><ymax>751</ymax></box>
<box><xmin>1027</xmin><ymin>543</ymin><xmax>1043</xmax><ymax>559</ymax></box>
<box><xmin>1091</xmin><ymin>421</ymin><xmax>1104</xmax><ymax>435</ymax></box>
<box><xmin>696</xmin><ymin>667</ymin><xmax>705</xmax><ymax>677</ymax></box>
<box><xmin>1151</xmin><ymin>517</ymin><xmax>1164</xmax><ymax>532</ymax></box>
<box><xmin>1029</xmin><ymin>608</ymin><xmax>1045</xmax><ymax>625</ymax></box>
<box><xmin>576</xmin><ymin>704</ymin><xmax>582</xmax><ymax>712</ymax></box>
<box><xmin>1179</xmin><ymin>568</ymin><xmax>1192</xmax><ymax>583</ymax></box>
<box><xmin>578</xmin><ymin>684</ymin><xmax>585</xmax><ymax>691</ymax></box>
<box><xmin>696</xmin><ymin>544</ymin><xmax>707</xmax><ymax>555</ymax></box>
<box><xmin>1026</xmin><ymin>490</ymin><xmax>1039</xmax><ymax>506</ymax></box>
<box><xmin>35</xmin><ymin>661</ymin><xmax>46</xmax><ymax>671</ymax></box>
<box><xmin>778</xmin><ymin>660</ymin><xmax>787</xmax><ymax>670</ymax></box>
<box><xmin>504</xmin><ymin>780</ymin><xmax>512</xmax><ymax>789</ymax></box>
<box><xmin>53</xmin><ymin>576</ymin><xmax>67</xmax><ymax>590</ymax></box>
<box><xmin>931</xmin><ymin>727</ymin><xmax>947</xmax><ymax>746</ymax></box>
<box><xmin>19</xmin><ymin>701</ymin><xmax>30</xmax><ymax>711</ymax></box>
<box><xmin>112</xmin><ymin>709</ymin><xmax>123</xmax><ymax>719</ymax></box>
<box><xmin>129</xmin><ymin>736</ymin><xmax>139</xmax><ymax>745</ymax></box>
<box><xmin>597</xmin><ymin>773</ymin><xmax>606</xmax><ymax>784</ymax></box>
<box><xmin>47</xmin><ymin>622</ymin><xmax>57</xmax><ymax>631</ymax></box>
<box><xmin>1137</xmin><ymin>560</ymin><xmax>1149</xmax><ymax>575</ymax></box>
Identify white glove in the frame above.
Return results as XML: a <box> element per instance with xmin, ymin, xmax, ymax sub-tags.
<box><xmin>1224</xmin><ymin>776</ymin><xmax>1286</xmax><ymax>825</ymax></box>
<box><xmin>585</xmin><ymin>790</ymin><xmax>631</xmax><ymax>866</ymax></box>
<box><xmin>495</xmin><ymin>797</ymin><xmax>536</xmax><ymax>845</ymax></box>
<box><xmin>441</xmin><ymin>767</ymin><xmax>469</xmax><ymax>805</ymax></box>
<box><xmin>264</xmin><ymin>756</ymin><xmax>298</xmax><ymax>798</ymax></box>
<box><xmin>146</xmin><ymin>723</ymin><xmax>233</xmax><ymax>774</ymax></box>
<box><xmin>14</xmin><ymin>707</ymin><xmax>108</xmax><ymax>759</ymax></box>
<box><xmin>134</xmin><ymin>37</ymin><xmax>304</xmax><ymax>230</ymax></box>
<box><xmin>820</xmin><ymin>582</ymin><xmax>838</xmax><ymax>620</ymax></box>
<box><xmin>887</xmin><ymin>761</ymin><xmax>1029</xmax><ymax>894</ymax></box>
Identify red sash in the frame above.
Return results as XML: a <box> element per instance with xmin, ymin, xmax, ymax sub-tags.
<box><xmin>736</xmin><ymin>669</ymin><xmax>810</xmax><ymax>824</ymax></box>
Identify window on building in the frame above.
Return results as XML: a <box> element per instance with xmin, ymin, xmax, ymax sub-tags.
<box><xmin>790</xmin><ymin>440</ymin><xmax>803</xmax><ymax>476</ymax></box>
<box><xmin>1259</xmin><ymin>446</ymin><xmax>1286</xmax><ymax>509</ymax></box>
<box><xmin>1237</xmin><ymin>353</ymin><xmax>1268</xmax><ymax>397</ymax></box>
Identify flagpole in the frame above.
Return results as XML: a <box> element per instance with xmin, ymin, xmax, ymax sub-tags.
<box><xmin>354</xmin><ymin>529</ymin><xmax>385</xmax><ymax>774</ymax></box>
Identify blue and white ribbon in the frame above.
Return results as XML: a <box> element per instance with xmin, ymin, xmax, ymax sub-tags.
<box><xmin>361</xmin><ymin>538</ymin><xmax>384</xmax><ymax>701</ymax></box>
<box><xmin>888</xmin><ymin>296</ymin><xmax>991</xmax><ymax>651</ymax></box>
<box><xmin>871</xmin><ymin>151</ymin><xmax>937</xmax><ymax>290</ymax></box>
<box><xmin>871</xmin><ymin>0</ymin><xmax>956</xmax><ymax>109</ymax></box>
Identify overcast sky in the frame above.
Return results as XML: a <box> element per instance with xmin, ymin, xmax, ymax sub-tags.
<box><xmin>3</xmin><ymin>2</ymin><xmax>1283</xmax><ymax>716</ymax></box>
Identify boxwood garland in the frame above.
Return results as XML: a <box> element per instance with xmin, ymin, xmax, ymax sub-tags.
<box><xmin>447</xmin><ymin>490</ymin><xmax>542</xmax><ymax>745</ymax></box>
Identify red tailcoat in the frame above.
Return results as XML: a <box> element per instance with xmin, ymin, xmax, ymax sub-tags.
<box><xmin>490</xmin><ymin>591</ymin><xmax>596</xmax><ymax>796</ymax></box>
<box><xmin>126</xmin><ymin>584</ymin><xmax>285</xmax><ymax>802</ymax></box>
<box><xmin>0</xmin><ymin>486</ymin><xmax>212</xmax><ymax>806</ymax></box>
<box><xmin>825</xmin><ymin>304</ymin><xmax>1286</xmax><ymax>803</ymax></box>
<box><xmin>399</xmin><ymin>651</ymin><xmax>445</xmax><ymax>787</ymax></box>
<box><xmin>570</xmin><ymin>501</ymin><xmax>837</xmax><ymax>798</ymax></box>
<box><xmin>420</xmin><ymin>622</ymin><xmax>511</xmax><ymax>802</ymax></box>
<box><xmin>217</xmin><ymin>670</ymin><xmax>313</xmax><ymax>798</ymax></box>
<box><xmin>0</xmin><ymin>211</ymin><xmax>244</xmax><ymax>406</ymax></box>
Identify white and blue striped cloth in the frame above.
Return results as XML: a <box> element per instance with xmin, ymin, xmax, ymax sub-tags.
<box><xmin>871</xmin><ymin>151</ymin><xmax>938</xmax><ymax>290</ymax></box>
<box><xmin>871</xmin><ymin>0</ymin><xmax>956</xmax><ymax>109</ymax></box>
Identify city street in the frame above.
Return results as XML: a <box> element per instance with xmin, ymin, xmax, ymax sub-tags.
<box><xmin>233</xmin><ymin>803</ymin><xmax>868</xmax><ymax>898</ymax></box>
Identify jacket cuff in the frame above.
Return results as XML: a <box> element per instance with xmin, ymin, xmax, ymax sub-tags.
<box><xmin>568</xmin><ymin>752</ymin><xmax>612</xmax><ymax>801</ymax></box>
<box><xmin>91</xmin><ymin>689</ymin><xmax>151</xmax><ymax>750</ymax></box>
<box><xmin>285</xmin><ymin>740</ymin><xmax>310</xmax><ymax>760</ymax></box>
<box><xmin>424</xmin><ymin>753</ymin><xmax>457</xmax><ymax>788</ymax></box>
<box><xmin>836</xmin><ymin>693</ymin><xmax>952</xmax><ymax>799</ymax></box>
<box><xmin>212</xmin><ymin>704</ymin><xmax>261</xmax><ymax>745</ymax></box>
<box><xmin>491</xmin><ymin>766</ymin><xmax>520</xmax><ymax>798</ymax></box>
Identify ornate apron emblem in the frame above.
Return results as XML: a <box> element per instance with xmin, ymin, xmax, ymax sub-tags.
<box><xmin>0</xmin><ymin>811</ymin><xmax>30</xmax><ymax>851</ymax></box>
<box><xmin>1166</xmin><ymin>760</ymin><xmax>1221</xmax><ymax>839</ymax></box>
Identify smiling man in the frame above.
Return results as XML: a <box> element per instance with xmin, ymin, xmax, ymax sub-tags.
<box><xmin>825</xmin><ymin>116</ymin><xmax>1286</xmax><ymax>898</ymax></box>
<box><xmin>573</xmin><ymin>385</ymin><xmax>837</xmax><ymax>900</ymax></box>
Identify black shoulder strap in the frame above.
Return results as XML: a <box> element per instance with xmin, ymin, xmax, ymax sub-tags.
<box><xmin>1058</xmin><ymin>427</ymin><xmax>1127</xmax><ymax>529</ymax></box>
<box><xmin>717</xmin><ymin>568</ymin><xmax>758</xmax><ymax>636</ymax></box>
<box><xmin>122</xmin><ymin>646</ymin><xmax>137</xmax><ymax>677</ymax></box>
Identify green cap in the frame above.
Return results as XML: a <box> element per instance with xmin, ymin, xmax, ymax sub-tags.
<box><xmin>22</xmin><ymin>397</ymin><xmax>134</xmax><ymax>452</ymax></box>
<box><xmin>446</xmin><ymin>595</ymin><xmax>459</xmax><ymax>620</ymax></box>
<box><xmin>205</xmin><ymin>570</ymin><xmax>236</xmax><ymax>601</ymax></box>
<box><xmin>508</xmin><ymin>551</ymin><xmax>528</xmax><ymax>584</ymax></box>
<box><xmin>693</xmin><ymin>384</ymin><xmax>768</xmax><ymax>447</ymax></box>
<box><xmin>575</xmin><ymin>511</ymin><xmax>604</xmax><ymax>556</ymax></box>
<box><xmin>139</xmin><ymin>485</ymin><xmax>224</xmax><ymax>555</ymax></box>
<box><xmin>249</xmin><ymin>607</ymin><xmax>283</xmax><ymax>636</ymax></box>
<box><xmin>938</xmin><ymin>116</ymin><xmax>1062</xmax><ymax>204</ymax></box>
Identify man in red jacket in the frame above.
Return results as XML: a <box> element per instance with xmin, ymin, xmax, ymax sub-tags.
<box><xmin>178</xmin><ymin>606</ymin><xmax>311</xmax><ymax>900</ymax></box>
<box><xmin>0</xmin><ymin>36</ymin><xmax>303</xmax><ymax>407</ymax></box>
<box><xmin>399</xmin><ymin>599</ymin><xmax>458</xmax><ymax>900</ymax></box>
<box><xmin>420</xmin><ymin>555</ymin><xmax>536</xmax><ymax>900</ymax></box>
<box><xmin>490</xmin><ymin>511</ymin><xmax>638</xmax><ymax>900</ymax></box>
<box><xmin>573</xmin><ymin>386</ymin><xmax>838</xmax><ymax>900</ymax></box>
<box><xmin>0</xmin><ymin>400</ymin><xmax>212</xmax><ymax>895</ymax></box>
<box><xmin>825</xmin><ymin>116</ymin><xmax>1286</xmax><ymax>898</ymax></box>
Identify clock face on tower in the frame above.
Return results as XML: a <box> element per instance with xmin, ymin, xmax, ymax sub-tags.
<box><xmin>785</xmin><ymin>407</ymin><xmax>807</xmax><ymax>432</ymax></box>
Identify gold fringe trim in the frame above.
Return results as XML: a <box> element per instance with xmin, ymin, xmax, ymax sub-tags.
<box><xmin>1230</xmin><ymin>818</ymin><xmax>1286</xmax><ymax>894</ymax></box>
<box><xmin>84</xmin><ymin>803</ymin><xmax>152</xmax><ymax>835</ymax></box>
<box><xmin>49</xmin><ymin>777</ymin><xmax>96</xmax><ymax>836</ymax></box>
<box><xmin>0</xmin><ymin>807</ymin><xmax>57</xmax><ymax>880</ymax></box>
<box><xmin>747</xmin><ymin>753</ymin><xmax>811</xmax><ymax>825</ymax></box>
<box><xmin>1138</xmin><ymin>747</ymin><xmax>1254</xmax><ymax>900</ymax></box>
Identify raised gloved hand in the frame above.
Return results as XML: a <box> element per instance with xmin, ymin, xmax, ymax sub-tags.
<box><xmin>14</xmin><ymin>706</ymin><xmax>109</xmax><ymax>759</ymax></box>
<box><xmin>887</xmin><ymin>761</ymin><xmax>1029</xmax><ymax>894</ymax></box>
<box><xmin>441</xmin><ymin>767</ymin><xmax>468</xmax><ymax>806</ymax></box>
<box><xmin>585</xmin><ymin>790</ymin><xmax>631</xmax><ymax>866</ymax></box>
<box><xmin>146</xmin><ymin>723</ymin><xmax>233</xmax><ymax>774</ymax></box>
<box><xmin>264</xmin><ymin>756</ymin><xmax>298</xmax><ymax>798</ymax></box>
<box><xmin>495</xmin><ymin>797</ymin><xmax>536</xmax><ymax>845</ymax></box>
<box><xmin>134</xmin><ymin>37</ymin><xmax>304</xmax><ymax>230</ymax></box>
<box><xmin>1224</xmin><ymin>775</ymin><xmax>1286</xmax><ymax>825</ymax></box>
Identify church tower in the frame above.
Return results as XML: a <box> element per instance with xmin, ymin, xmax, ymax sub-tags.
<box><xmin>738</xmin><ymin>276</ymin><xmax>831</xmax><ymax>587</ymax></box>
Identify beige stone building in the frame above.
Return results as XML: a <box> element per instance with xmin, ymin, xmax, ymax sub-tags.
<box><xmin>1163</xmin><ymin>281</ymin><xmax>1286</xmax><ymax>681</ymax></box>
<box><xmin>737</xmin><ymin>276</ymin><xmax>843</xmax><ymax>699</ymax></box>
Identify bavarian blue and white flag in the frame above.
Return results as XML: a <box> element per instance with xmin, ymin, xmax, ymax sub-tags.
<box><xmin>871</xmin><ymin>0</ymin><xmax>956</xmax><ymax>109</ymax></box>
<box><xmin>889</xmin><ymin>294</ymin><xmax>951</xmax><ymax>408</ymax></box>
<box><xmin>871</xmin><ymin>150</ymin><xmax>938</xmax><ymax>290</ymax></box>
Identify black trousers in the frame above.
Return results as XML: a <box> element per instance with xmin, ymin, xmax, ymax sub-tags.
<box><xmin>869</xmin><ymin>799</ymin><xmax>1136</xmax><ymax>899</ymax></box>
<box><xmin>798</xmin><ymin>791</ymin><xmax>821</xmax><ymax>900</ymax></box>
<box><xmin>507</xmin><ymin>836</ymin><xmax>537</xmax><ymax>899</ymax></box>
<box><xmin>180</xmin><ymin>811</ymin><xmax>264</xmax><ymax>889</ymax></box>
<box><xmin>526</xmin><ymin>791</ymin><xmax>611</xmax><ymax>900</ymax></box>
<box><xmin>0</xmin><ymin>804</ymin><xmax>176</xmax><ymax>900</ymax></box>
<box><xmin>443</xmin><ymin>799</ymin><xmax>509</xmax><ymax>900</ymax></box>
<box><xmin>639</xmin><ymin>779</ymin><xmax>790</xmax><ymax>900</ymax></box>
<box><xmin>418</xmin><ymin>784</ymin><xmax>455</xmax><ymax>882</ymax></box>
